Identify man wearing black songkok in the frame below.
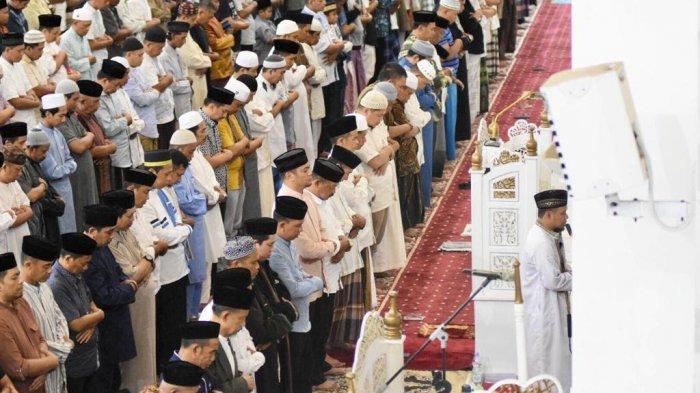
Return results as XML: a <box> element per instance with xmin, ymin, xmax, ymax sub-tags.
<box><xmin>521</xmin><ymin>189</ymin><xmax>572</xmax><ymax>391</ymax></box>
<box><xmin>81</xmin><ymin>204</ymin><xmax>137</xmax><ymax>393</ymax></box>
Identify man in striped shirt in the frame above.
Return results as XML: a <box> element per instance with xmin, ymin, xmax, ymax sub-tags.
<box><xmin>20</xmin><ymin>235</ymin><xmax>72</xmax><ymax>393</ymax></box>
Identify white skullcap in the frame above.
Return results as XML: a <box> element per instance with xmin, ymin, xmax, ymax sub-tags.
<box><xmin>24</xmin><ymin>30</ymin><xmax>45</xmax><ymax>44</ymax></box>
<box><xmin>72</xmin><ymin>7</ymin><xmax>95</xmax><ymax>22</ymax></box>
<box><xmin>374</xmin><ymin>81</ymin><xmax>397</xmax><ymax>101</ymax></box>
<box><xmin>262</xmin><ymin>55</ymin><xmax>286</xmax><ymax>69</ymax></box>
<box><xmin>439</xmin><ymin>0</ymin><xmax>460</xmax><ymax>11</ymax></box>
<box><xmin>170</xmin><ymin>129</ymin><xmax>197</xmax><ymax>145</ymax></box>
<box><xmin>225</xmin><ymin>78</ymin><xmax>251</xmax><ymax>102</ymax></box>
<box><xmin>41</xmin><ymin>93</ymin><xmax>66</xmax><ymax>110</ymax></box>
<box><xmin>26</xmin><ymin>128</ymin><xmax>51</xmax><ymax>146</ymax></box>
<box><xmin>179</xmin><ymin>111</ymin><xmax>203</xmax><ymax>129</ymax></box>
<box><xmin>55</xmin><ymin>79</ymin><xmax>79</xmax><ymax>94</ymax></box>
<box><xmin>354</xmin><ymin>113</ymin><xmax>368</xmax><ymax>131</ymax></box>
<box><xmin>405</xmin><ymin>71</ymin><xmax>418</xmax><ymax>90</ymax></box>
<box><xmin>235</xmin><ymin>50</ymin><xmax>258</xmax><ymax>68</ymax></box>
<box><xmin>359</xmin><ymin>90</ymin><xmax>388</xmax><ymax>110</ymax></box>
<box><xmin>276</xmin><ymin>20</ymin><xmax>299</xmax><ymax>35</ymax></box>
<box><xmin>310</xmin><ymin>18</ymin><xmax>322</xmax><ymax>32</ymax></box>
<box><xmin>417</xmin><ymin>59</ymin><xmax>436</xmax><ymax>81</ymax></box>
<box><xmin>111</xmin><ymin>56</ymin><xmax>129</xmax><ymax>68</ymax></box>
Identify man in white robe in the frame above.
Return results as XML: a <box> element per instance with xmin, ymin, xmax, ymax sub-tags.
<box><xmin>248</xmin><ymin>55</ymin><xmax>287</xmax><ymax>215</ymax></box>
<box><xmin>521</xmin><ymin>189</ymin><xmax>572</xmax><ymax>392</ymax></box>
<box><xmin>0</xmin><ymin>135</ymin><xmax>33</xmax><ymax>263</ymax></box>
<box><xmin>353</xmin><ymin>90</ymin><xmax>405</xmax><ymax>273</ymax></box>
<box><xmin>179</xmin><ymin>111</ymin><xmax>227</xmax><ymax>303</ymax></box>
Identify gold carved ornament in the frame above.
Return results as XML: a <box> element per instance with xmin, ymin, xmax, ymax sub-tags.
<box><xmin>471</xmin><ymin>143</ymin><xmax>483</xmax><ymax>171</ymax></box>
<box><xmin>383</xmin><ymin>291</ymin><xmax>403</xmax><ymax>340</ymax></box>
<box><xmin>493</xmin><ymin>150</ymin><xmax>522</xmax><ymax>166</ymax></box>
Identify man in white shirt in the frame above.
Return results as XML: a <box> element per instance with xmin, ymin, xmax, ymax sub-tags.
<box><xmin>354</xmin><ymin>90</ymin><xmax>406</xmax><ymax>273</ymax></box>
<box><xmin>141</xmin><ymin>26</ymin><xmax>176</xmax><ymax>150</ymax></box>
<box><xmin>0</xmin><ymin>146</ymin><xmax>32</xmax><ymax>263</ymax></box>
<box><xmin>82</xmin><ymin>0</ymin><xmax>113</xmax><ymax>76</ymax></box>
<box><xmin>250</xmin><ymin>54</ymin><xmax>287</xmax><ymax>200</ymax></box>
<box><xmin>0</xmin><ymin>32</ymin><xmax>40</xmax><ymax>128</ymax></box>
<box><xmin>160</xmin><ymin>21</ymin><xmax>193</xmax><ymax>119</ymax></box>
<box><xmin>139</xmin><ymin>149</ymin><xmax>193</xmax><ymax>372</ymax></box>
<box><xmin>275</xmin><ymin>147</ymin><xmax>311</xmax><ymax>201</ymax></box>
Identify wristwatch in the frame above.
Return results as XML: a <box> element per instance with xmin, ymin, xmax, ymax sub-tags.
<box><xmin>144</xmin><ymin>254</ymin><xmax>155</xmax><ymax>267</ymax></box>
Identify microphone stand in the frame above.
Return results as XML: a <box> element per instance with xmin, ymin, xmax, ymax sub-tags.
<box><xmin>381</xmin><ymin>277</ymin><xmax>495</xmax><ymax>392</ymax></box>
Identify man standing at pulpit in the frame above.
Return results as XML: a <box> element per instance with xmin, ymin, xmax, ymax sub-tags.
<box><xmin>521</xmin><ymin>189</ymin><xmax>572</xmax><ymax>392</ymax></box>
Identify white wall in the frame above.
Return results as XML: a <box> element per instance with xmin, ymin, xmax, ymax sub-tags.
<box><xmin>570</xmin><ymin>1</ymin><xmax>699</xmax><ymax>392</ymax></box>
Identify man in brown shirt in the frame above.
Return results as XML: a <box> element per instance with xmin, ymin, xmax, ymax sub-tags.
<box><xmin>0</xmin><ymin>252</ymin><xmax>59</xmax><ymax>393</ymax></box>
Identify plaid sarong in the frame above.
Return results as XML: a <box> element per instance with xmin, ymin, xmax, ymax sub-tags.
<box><xmin>329</xmin><ymin>269</ymin><xmax>366</xmax><ymax>347</ymax></box>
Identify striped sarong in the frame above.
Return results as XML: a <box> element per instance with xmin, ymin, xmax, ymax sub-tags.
<box><xmin>328</xmin><ymin>269</ymin><xmax>366</xmax><ymax>347</ymax></box>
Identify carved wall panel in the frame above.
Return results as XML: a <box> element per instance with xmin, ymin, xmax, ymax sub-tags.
<box><xmin>490</xmin><ymin>209</ymin><xmax>518</xmax><ymax>246</ymax></box>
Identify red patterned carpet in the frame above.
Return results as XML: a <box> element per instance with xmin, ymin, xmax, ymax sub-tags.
<box><xmin>376</xmin><ymin>0</ymin><xmax>572</xmax><ymax>371</ymax></box>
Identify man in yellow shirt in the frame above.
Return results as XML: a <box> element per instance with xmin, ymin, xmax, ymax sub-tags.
<box><xmin>218</xmin><ymin>79</ymin><xmax>253</xmax><ymax>238</ymax></box>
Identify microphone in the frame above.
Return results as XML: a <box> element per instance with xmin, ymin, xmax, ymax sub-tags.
<box><xmin>462</xmin><ymin>268</ymin><xmax>515</xmax><ymax>281</ymax></box>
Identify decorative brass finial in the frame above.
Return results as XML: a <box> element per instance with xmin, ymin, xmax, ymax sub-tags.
<box><xmin>540</xmin><ymin>105</ymin><xmax>551</xmax><ymax>128</ymax></box>
<box><xmin>346</xmin><ymin>372</ymin><xmax>356</xmax><ymax>393</ymax></box>
<box><xmin>383</xmin><ymin>291</ymin><xmax>403</xmax><ymax>340</ymax></box>
<box><xmin>513</xmin><ymin>259</ymin><xmax>523</xmax><ymax>304</ymax></box>
<box><xmin>471</xmin><ymin>143</ymin><xmax>483</xmax><ymax>171</ymax></box>
<box><xmin>487</xmin><ymin>118</ymin><xmax>500</xmax><ymax>142</ymax></box>
<box><xmin>526</xmin><ymin>127</ymin><xmax>538</xmax><ymax>157</ymax></box>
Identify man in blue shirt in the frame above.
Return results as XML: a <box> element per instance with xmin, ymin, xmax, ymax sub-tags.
<box><xmin>268</xmin><ymin>196</ymin><xmax>323</xmax><ymax>393</ymax></box>
<box><xmin>82</xmin><ymin>203</ymin><xmax>137</xmax><ymax>393</ymax></box>
<box><xmin>48</xmin><ymin>232</ymin><xmax>104</xmax><ymax>393</ymax></box>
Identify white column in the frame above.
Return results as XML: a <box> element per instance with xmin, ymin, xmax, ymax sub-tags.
<box><xmin>383</xmin><ymin>336</ymin><xmax>406</xmax><ymax>393</ymax></box>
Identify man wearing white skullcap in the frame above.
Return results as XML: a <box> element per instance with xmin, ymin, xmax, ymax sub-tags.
<box><xmin>38</xmin><ymin>93</ymin><xmax>79</xmax><ymax>233</ymax></box>
<box><xmin>234</xmin><ymin>51</ymin><xmax>258</xmax><ymax>77</ymax></box>
<box><xmin>275</xmin><ymin>20</ymin><xmax>298</xmax><ymax>38</ymax></box>
<box><xmin>17</xmin><ymin>127</ymin><xmax>65</xmax><ymax>245</ymax></box>
<box><xmin>176</xmin><ymin>110</ymin><xmax>227</xmax><ymax>305</ymax></box>
<box><xmin>22</xmin><ymin>30</ymin><xmax>56</xmax><ymax>104</ymax></box>
<box><xmin>354</xmin><ymin>85</ymin><xmax>406</xmax><ymax>275</ymax></box>
<box><xmin>60</xmin><ymin>7</ymin><xmax>97</xmax><ymax>80</ymax></box>
<box><xmin>169</xmin><ymin>136</ymin><xmax>209</xmax><ymax>321</ymax></box>
<box><xmin>251</xmin><ymin>55</ymin><xmax>290</xmax><ymax>211</ymax></box>
<box><xmin>402</xmin><ymin>64</ymin><xmax>434</xmax><ymax>209</ymax></box>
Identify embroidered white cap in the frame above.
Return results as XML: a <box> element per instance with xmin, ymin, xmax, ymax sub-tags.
<box><xmin>72</xmin><ymin>7</ymin><xmax>95</xmax><ymax>22</ymax></box>
<box><xmin>310</xmin><ymin>18</ymin><xmax>322</xmax><ymax>32</ymax></box>
<box><xmin>359</xmin><ymin>90</ymin><xmax>388</xmax><ymax>110</ymax></box>
<box><xmin>170</xmin><ymin>129</ymin><xmax>197</xmax><ymax>145</ymax></box>
<box><xmin>55</xmin><ymin>79</ymin><xmax>80</xmax><ymax>95</ymax></box>
<box><xmin>111</xmin><ymin>56</ymin><xmax>129</xmax><ymax>68</ymax></box>
<box><xmin>23</xmin><ymin>30</ymin><xmax>45</xmax><ymax>44</ymax></box>
<box><xmin>439</xmin><ymin>0</ymin><xmax>460</xmax><ymax>11</ymax></box>
<box><xmin>276</xmin><ymin>20</ymin><xmax>299</xmax><ymax>35</ymax></box>
<box><xmin>417</xmin><ymin>59</ymin><xmax>436</xmax><ymax>81</ymax></box>
<box><xmin>354</xmin><ymin>113</ymin><xmax>368</xmax><ymax>131</ymax></box>
<box><xmin>41</xmin><ymin>93</ymin><xmax>66</xmax><ymax>110</ymax></box>
<box><xmin>179</xmin><ymin>111</ymin><xmax>204</xmax><ymax>130</ymax></box>
<box><xmin>225</xmin><ymin>78</ymin><xmax>251</xmax><ymax>102</ymax></box>
<box><xmin>235</xmin><ymin>50</ymin><xmax>258</xmax><ymax>68</ymax></box>
<box><xmin>405</xmin><ymin>71</ymin><xmax>418</xmax><ymax>90</ymax></box>
<box><xmin>26</xmin><ymin>128</ymin><xmax>51</xmax><ymax>146</ymax></box>
<box><xmin>262</xmin><ymin>55</ymin><xmax>286</xmax><ymax>69</ymax></box>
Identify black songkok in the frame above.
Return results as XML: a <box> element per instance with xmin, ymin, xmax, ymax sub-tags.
<box><xmin>61</xmin><ymin>233</ymin><xmax>97</xmax><ymax>256</ymax></box>
<box><xmin>534</xmin><ymin>189</ymin><xmax>568</xmax><ymax>209</ymax></box>
<box><xmin>312</xmin><ymin>158</ymin><xmax>343</xmax><ymax>183</ymax></box>
<box><xmin>273</xmin><ymin>148</ymin><xmax>308</xmax><ymax>173</ymax></box>
<box><xmin>22</xmin><ymin>235</ymin><xmax>60</xmax><ymax>262</ymax></box>
<box><xmin>243</xmin><ymin>217</ymin><xmax>278</xmax><ymax>236</ymax></box>
<box><xmin>275</xmin><ymin>196</ymin><xmax>307</xmax><ymax>220</ymax></box>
